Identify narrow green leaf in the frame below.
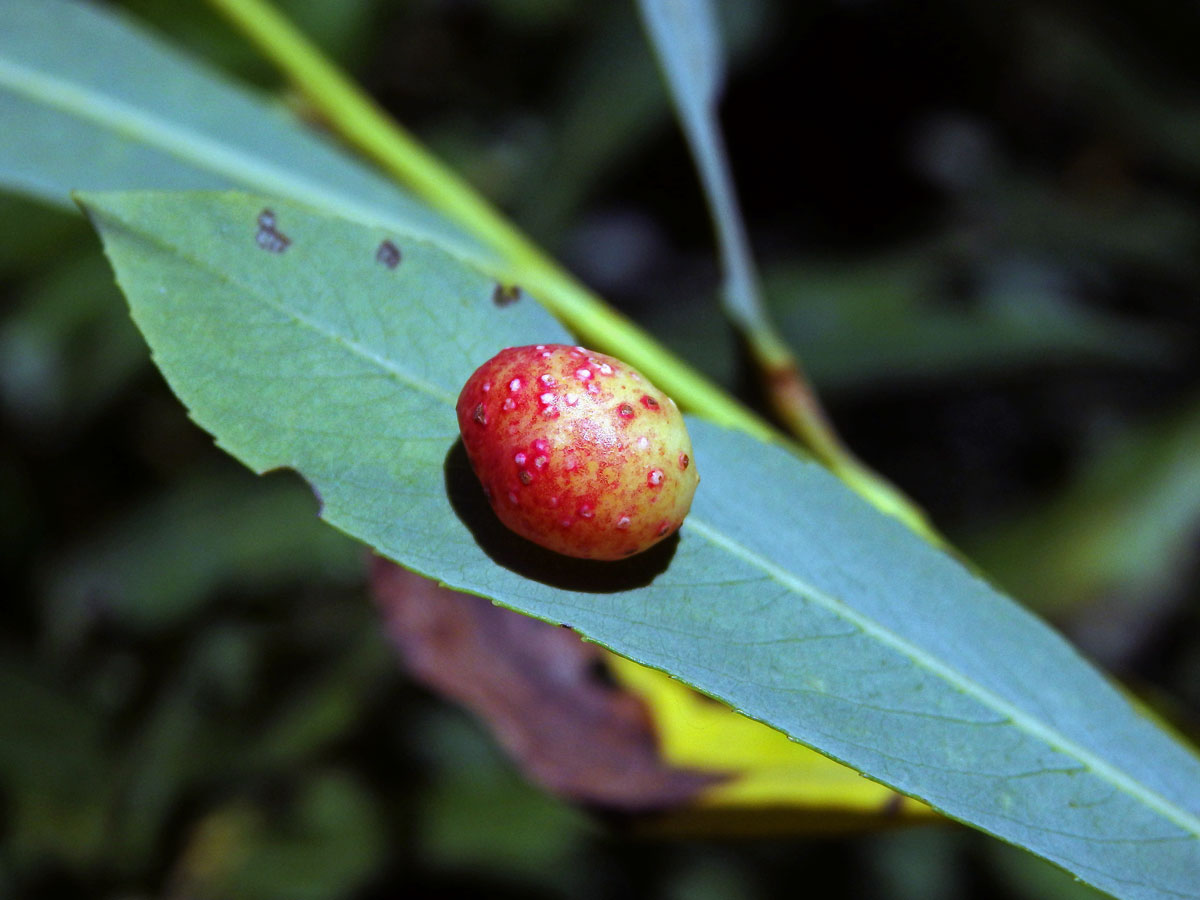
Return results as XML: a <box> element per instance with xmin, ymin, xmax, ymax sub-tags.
<box><xmin>0</xmin><ymin>0</ymin><xmax>493</xmax><ymax>263</ymax></box>
<box><xmin>763</xmin><ymin>255</ymin><xmax>1177</xmax><ymax>389</ymax></box>
<box><xmin>81</xmin><ymin>190</ymin><xmax>1200</xmax><ymax>900</ymax></box>
<box><xmin>968</xmin><ymin>396</ymin><xmax>1200</xmax><ymax>615</ymax></box>
<box><xmin>634</xmin><ymin>0</ymin><xmax>765</xmax><ymax>336</ymax></box>
<box><xmin>46</xmin><ymin>468</ymin><xmax>362</xmax><ymax>635</ymax></box>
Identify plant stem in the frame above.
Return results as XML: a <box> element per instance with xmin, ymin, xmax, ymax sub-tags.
<box><xmin>748</xmin><ymin>329</ymin><xmax>929</xmax><ymax>533</ymax></box>
<box><xmin>203</xmin><ymin>0</ymin><xmax>940</xmax><ymax>544</ymax></box>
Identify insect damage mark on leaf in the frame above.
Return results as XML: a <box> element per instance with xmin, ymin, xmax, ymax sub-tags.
<box><xmin>255</xmin><ymin>208</ymin><xmax>291</xmax><ymax>254</ymax></box>
<box><xmin>493</xmin><ymin>283</ymin><xmax>522</xmax><ymax>307</ymax></box>
<box><xmin>375</xmin><ymin>239</ymin><xmax>402</xmax><ymax>269</ymax></box>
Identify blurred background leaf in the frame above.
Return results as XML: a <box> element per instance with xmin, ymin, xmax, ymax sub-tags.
<box><xmin>762</xmin><ymin>248</ymin><xmax>1177</xmax><ymax>391</ymax></box>
<box><xmin>42</xmin><ymin>466</ymin><xmax>362</xmax><ymax>639</ymax></box>
<box><xmin>0</xmin><ymin>0</ymin><xmax>490</xmax><ymax>257</ymax></box>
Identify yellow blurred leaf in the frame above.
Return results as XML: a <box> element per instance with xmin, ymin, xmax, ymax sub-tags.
<box><xmin>608</xmin><ymin>654</ymin><xmax>934</xmax><ymax>834</ymax></box>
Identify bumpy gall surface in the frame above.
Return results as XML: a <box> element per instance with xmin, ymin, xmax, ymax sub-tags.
<box><xmin>456</xmin><ymin>344</ymin><xmax>699</xmax><ymax>560</ymax></box>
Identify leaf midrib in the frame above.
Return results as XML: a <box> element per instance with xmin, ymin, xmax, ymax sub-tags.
<box><xmin>91</xmin><ymin>195</ymin><xmax>1200</xmax><ymax>851</ymax></box>
<box><xmin>683</xmin><ymin>514</ymin><xmax>1200</xmax><ymax>841</ymax></box>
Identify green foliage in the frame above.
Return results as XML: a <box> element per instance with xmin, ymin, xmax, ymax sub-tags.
<box><xmin>2</xmin><ymin>1</ymin><xmax>1200</xmax><ymax>898</ymax></box>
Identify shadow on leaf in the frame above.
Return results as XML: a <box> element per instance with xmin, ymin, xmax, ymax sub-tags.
<box><xmin>443</xmin><ymin>439</ymin><xmax>677</xmax><ymax>593</ymax></box>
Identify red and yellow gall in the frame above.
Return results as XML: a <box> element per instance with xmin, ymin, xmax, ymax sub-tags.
<box><xmin>456</xmin><ymin>344</ymin><xmax>699</xmax><ymax>560</ymax></box>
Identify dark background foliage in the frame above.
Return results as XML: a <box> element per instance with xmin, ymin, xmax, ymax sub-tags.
<box><xmin>1</xmin><ymin>0</ymin><xmax>1197</xmax><ymax>897</ymax></box>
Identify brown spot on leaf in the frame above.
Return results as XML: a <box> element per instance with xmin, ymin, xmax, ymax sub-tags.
<box><xmin>493</xmin><ymin>283</ymin><xmax>522</xmax><ymax>306</ymax></box>
<box><xmin>370</xmin><ymin>558</ymin><xmax>722</xmax><ymax>810</ymax></box>
<box><xmin>376</xmin><ymin>239</ymin><xmax>402</xmax><ymax>269</ymax></box>
<box><xmin>255</xmin><ymin>208</ymin><xmax>290</xmax><ymax>253</ymax></box>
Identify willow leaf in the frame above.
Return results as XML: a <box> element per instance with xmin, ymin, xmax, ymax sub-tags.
<box><xmin>81</xmin><ymin>190</ymin><xmax>1200</xmax><ymax>900</ymax></box>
